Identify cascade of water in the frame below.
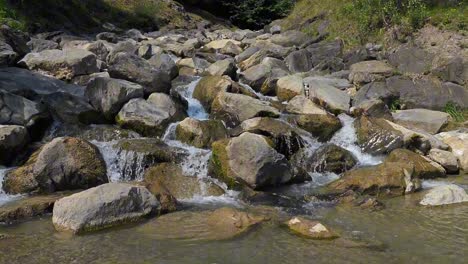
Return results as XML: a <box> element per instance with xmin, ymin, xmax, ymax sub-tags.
<box><xmin>176</xmin><ymin>77</ymin><xmax>209</xmax><ymax>120</ymax></box>
<box><xmin>331</xmin><ymin>114</ymin><xmax>384</xmax><ymax>166</ymax></box>
<box><xmin>0</xmin><ymin>168</ymin><xmax>22</xmax><ymax>206</ymax></box>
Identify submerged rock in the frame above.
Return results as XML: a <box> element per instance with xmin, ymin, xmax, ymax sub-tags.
<box><xmin>3</xmin><ymin>137</ymin><xmax>107</xmax><ymax>194</ymax></box>
<box><xmin>285</xmin><ymin>217</ymin><xmax>339</xmax><ymax>240</ymax></box>
<box><xmin>0</xmin><ymin>192</ymin><xmax>70</xmax><ymax>224</ymax></box>
<box><xmin>138</xmin><ymin>207</ymin><xmax>267</xmax><ymax>241</ymax></box>
<box><xmin>210</xmin><ymin>132</ymin><xmax>293</xmax><ymax>190</ymax></box>
<box><xmin>420</xmin><ymin>184</ymin><xmax>468</xmax><ymax>206</ymax></box>
<box><xmin>52</xmin><ymin>183</ymin><xmax>159</xmax><ymax>234</ymax></box>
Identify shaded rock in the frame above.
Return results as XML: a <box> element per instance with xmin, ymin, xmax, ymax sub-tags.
<box><xmin>52</xmin><ymin>183</ymin><xmax>159</xmax><ymax>234</ymax></box>
<box><xmin>386</xmin><ymin>149</ymin><xmax>446</xmax><ymax>179</ymax></box>
<box><xmin>211</xmin><ymin>92</ymin><xmax>280</xmax><ymax>127</ymax></box>
<box><xmin>388</xmin><ymin>46</ymin><xmax>433</xmax><ymax>74</ymax></box>
<box><xmin>209</xmin><ymin>132</ymin><xmax>292</xmax><ymax>190</ymax></box>
<box><xmin>0</xmin><ymin>90</ymin><xmax>49</xmax><ymax>131</ymax></box>
<box><xmin>354</xmin><ymin>116</ymin><xmax>404</xmax><ymax>155</ymax></box>
<box><xmin>436</xmin><ymin>131</ymin><xmax>468</xmax><ymax>171</ymax></box>
<box><xmin>0</xmin><ymin>41</ymin><xmax>17</xmax><ymax>66</ymax></box>
<box><xmin>83</xmin><ymin>40</ymin><xmax>110</xmax><ymax>61</ymax></box>
<box><xmin>349</xmin><ymin>61</ymin><xmax>394</xmax><ymax>85</ymax></box>
<box><xmin>3</xmin><ymin>137</ymin><xmax>107</xmax><ymax>194</ymax></box>
<box><xmin>276</xmin><ymin>75</ymin><xmax>304</xmax><ymax>101</ymax></box>
<box><xmin>148</xmin><ymin>53</ymin><xmax>178</xmax><ymax>80</ymax></box>
<box><xmin>240</xmin><ymin>57</ymin><xmax>289</xmax><ymax>94</ymax></box>
<box><xmin>108</xmin><ymin>52</ymin><xmax>171</xmax><ymax>95</ymax></box>
<box><xmin>176</xmin><ymin>118</ymin><xmax>227</xmax><ymax>149</ymax></box>
<box><xmin>392</xmin><ymin>109</ymin><xmax>449</xmax><ymax>134</ymax></box>
<box><xmin>352</xmin><ymin>81</ymin><xmax>395</xmax><ymax>107</ymax></box>
<box><xmin>0</xmin><ymin>67</ymin><xmax>84</xmax><ymax>98</ymax></box>
<box><xmin>0</xmin><ymin>125</ymin><xmax>29</xmax><ymax>166</ymax></box>
<box><xmin>116</xmin><ymin>96</ymin><xmax>186</xmax><ymax>137</ymax></box>
<box><xmin>205</xmin><ymin>59</ymin><xmax>237</xmax><ymax>80</ymax></box>
<box><xmin>144</xmin><ymin>163</ymin><xmax>225</xmax><ymax>200</ymax></box>
<box><xmin>86</xmin><ymin>77</ymin><xmax>144</xmax><ymax>120</ymax></box>
<box><xmin>284</xmin><ymin>49</ymin><xmax>313</xmax><ymax>73</ymax></box>
<box><xmin>235</xmin><ymin>117</ymin><xmax>305</xmax><ymax>158</ymax></box>
<box><xmin>431</xmin><ymin>56</ymin><xmax>467</xmax><ymax>85</ymax></box>
<box><xmin>137</xmin><ymin>207</ymin><xmax>267</xmax><ymax>241</ymax></box>
<box><xmin>286</xmin><ymin>217</ymin><xmax>339</xmax><ymax>240</ymax></box>
<box><xmin>0</xmin><ymin>192</ymin><xmax>69</xmax><ymax>224</ymax></box>
<box><xmin>19</xmin><ymin>49</ymin><xmax>98</xmax><ymax>80</ymax></box>
<box><xmin>420</xmin><ymin>184</ymin><xmax>468</xmax><ymax>206</ymax></box>
<box><xmin>41</xmin><ymin>92</ymin><xmax>104</xmax><ymax>125</ymax></box>
<box><xmin>309</xmin><ymin>144</ymin><xmax>357</xmax><ymax>174</ymax></box>
<box><xmin>305</xmin><ymin>40</ymin><xmax>344</xmax><ymax>70</ymax></box>
<box><xmin>96</xmin><ymin>32</ymin><xmax>119</xmax><ymax>43</ymax></box>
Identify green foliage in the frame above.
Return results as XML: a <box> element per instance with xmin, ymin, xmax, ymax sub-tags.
<box><xmin>342</xmin><ymin>0</ymin><xmax>429</xmax><ymax>40</ymax></box>
<box><xmin>389</xmin><ymin>99</ymin><xmax>402</xmax><ymax>112</ymax></box>
<box><xmin>219</xmin><ymin>0</ymin><xmax>295</xmax><ymax>29</ymax></box>
<box><xmin>0</xmin><ymin>0</ymin><xmax>25</xmax><ymax>30</ymax></box>
<box><xmin>444</xmin><ymin>102</ymin><xmax>465</xmax><ymax>122</ymax></box>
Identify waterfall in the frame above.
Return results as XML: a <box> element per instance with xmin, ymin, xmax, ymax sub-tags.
<box><xmin>0</xmin><ymin>168</ymin><xmax>22</xmax><ymax>206</ymax></box>
<box><xmin>330</xmin><ymin>114</ymin><xmax>384</xmax><ymax>166</ymax></box>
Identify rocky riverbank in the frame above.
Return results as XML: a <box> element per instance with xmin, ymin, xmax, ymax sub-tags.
<box><xmin>0</xmin><ymin>14</ymin><xmax>467</xmax><ymax>255</ymax></box>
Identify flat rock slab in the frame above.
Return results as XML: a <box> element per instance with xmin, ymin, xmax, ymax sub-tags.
<box><xmin>392</xmin><ymin>109</ymin><xmax>449</xmax><ymax>134</ymax></box>
<box><xmin>420</xmin><ymin>184</ymin><xmax>468</xmax><ymax>206</ymax></box>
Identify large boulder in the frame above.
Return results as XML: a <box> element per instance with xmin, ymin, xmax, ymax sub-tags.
<box><xmin>354</xmin><ymin>116</ymin><xmax>404</xmax><ymax>155</ymax></box>
<box><xmin>211</xmin><ymin>92</ymin><xmax>280</xmax><ymax>127</ymax></box>
<box><xmin>210</xmin><ymin>132</ymin><xmax>293</xmax><ymax>190</ymax></box>
<box><xmin>176</xmin><ymin>118</ymin><xmax>227</xmax><ymax>149</ymax></box>
<box><xmin>436</xmin><ymin>131</ymin><xmax>468</xmax><ymax>171</ymax></box>
<box><xmin>193</xmin><ymin>76</ymin><xmax>232</xmax><ymax>112</ymax></box>
<box><xmin>349</xmin><ymin>60</ymin><xmax>394</xmax><ymax>85</ymax></box>
<box><xmin>428</xmin><ymin>149</ymin><xmax>459</xmax><ymax>174</ymax></box>
<box><xmin>0</xmin><ymin>125</ymin><xmax>29</xmax><ymax>166</ymax></box>
<box><xmin>276</xmin><ymin>75</ymin><xmax>304</xmax><ymax>101</ymax></box>
<box><xmin>386</xmin><ymin>149</ymin><xmax>446</xmax><ymax>179</ymax></box>
<box><xmin>108</xmin><ymin>52</ymin><xmax>171</xmax><ymax>95</ymax></box>
<box><xmin>305</xmin><ymin>77</ymin><xmax>350</xmax><ymax>114</ymax></box>
<box><xmin>234</xmin><ymin>117</ymin><xmax>305</xmax><ymax>158</ymax></box>
<box><xmin>137</xmin><ymin>207</ymin><xmax>266</xmax><ymax>241</ymax></box>
<box><xmin>270</xmin><ymin>30</ymin><xmax>309</xmax><ymax>47</ymax></box>
<box><xmin>52</xmin><ymin>183</ymin><xmax>159</xmax><ymax>234</ymax></box>
<box><xmin>284</xmin><ymin>49</ymin><xmax>313</xmax><ymax>73</ymax></box>
<box><xmin>308</xmin><ymin>144</ymin><xmax>357</xmax><ymax>174</ymax></box>
<box><xmin>388</xmin><ymin>46</ymin><xmax>433</xmax><ymax>74</ymax></box>
<box><xmin>420</xmin><ymin>184</ymin><xmax>468</xmax><ymax>206</ymax></box>
<box><xmin>86</xmin><ymin>77</ymin><xmax>144</xmax><ymax>120</ymax></box>
<box><xmin>144</xmin><ymin>163</ymin><xmax>225</xmax><ymax>200</ymax></box>
<box><xmin>116</xmin><ymin>95</ymin><xmax>186</xmax><ymax>137</ymax></box>
<box><xmin>40</xmin><ymin>92</ymin><xmax>104</xmax><ymax>125</ymax></box>
<box><xmin>0</xmin><ymin>90</ymin><xmax>49</xmax><ymax>131</ymax></box>
<box><xmin>3</xmin><ymin>137</ymin><xmax>107</xmax><ymax>194</ymax></box>
<box><xmin>205</xmin><ymin>59</ymin><xmax>238</xmax><ymax>80</ymax></box>
<box><xmin>286</xmin><ymin>96</ymin><xmax>342</xmax><ymax>141</ymax></box>
<box><xmin>18</xmin><ymin>49</ymin><xmax>98</xmax><ymax>80</ymax></box>
<box><xmin>0</xmin><ymin>67</ymin><xmax>84</xmax><ymax>98</ymax></box>
<box><xmin>329</xmin><ymin>160</ymin><xmax>421</xmax><ymax>197</ymax></box>
<box><xmin>392</xmin><ymin>109</ymin><xmax>449</xmax><ymax>134</ymax></box>
<box><xmin>240</xmin><ymin>57</ymin><xmax>289</xmax><ymax>94</ymax></box>
<box><xmin>148</xmin><ymin>53</ymin><xmax>178</xmax><ymax>80</ymax></box>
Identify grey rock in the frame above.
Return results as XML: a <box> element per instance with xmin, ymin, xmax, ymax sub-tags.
<box><xmin>27</xmin><ymin>38</ymin><xmax>59</xmax><ymax>52</ymax></box>
<box><xmin>0</xmin><ymin>125</ymin><xmax>29</xmax><ymax>165</ymax></box>
<box><xmin>148</xmin><ymin>54</ymin><xmax>178</xmax><ymax>80</ymax></box>
<box><xmin>420</xmin><ymin>184</ymin><xmax>468</xmax><ymax>206</ymax></box>
<box><xmin>428</xmin><ymin>149</ymin><xmax>459</xmax><ymax>174</ymax></box>
<box><xmin>392</xmin><ymin>109</ymin><xmax>449</xmax><ymax>134</ymax></box>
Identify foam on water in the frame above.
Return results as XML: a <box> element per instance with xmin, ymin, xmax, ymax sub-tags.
<box><xmin>0</xmin><ymin>168</ymin><xmax>22</xmax><ymax>206</ymax></box>
<box><xmin>331</xmin><ymin>114</ymin><xmax>383</xmax><ymax>166</ymax></box>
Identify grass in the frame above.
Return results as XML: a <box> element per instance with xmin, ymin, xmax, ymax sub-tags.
<box><xmin>282</xmin><ymin>0</ymin><xmax>467</xmax><ymax>49</ymax></box>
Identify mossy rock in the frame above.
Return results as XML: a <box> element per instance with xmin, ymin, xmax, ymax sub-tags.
<box><xmin>175</xmin><ymin>118</ymin><xmax>227</xmax><ymax>149</ymax></box>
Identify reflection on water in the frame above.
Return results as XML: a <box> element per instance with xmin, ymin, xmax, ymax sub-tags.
<box><xmin>1</xmin><ymin>177</ymin><xmax>467</xmax><ymax>264</ymax></box>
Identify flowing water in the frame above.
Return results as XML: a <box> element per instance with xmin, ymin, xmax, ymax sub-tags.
<box><xmin>1</xmin><ymin>74</ymin><xmax>467</xmax><ymax>263</ymax></box>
